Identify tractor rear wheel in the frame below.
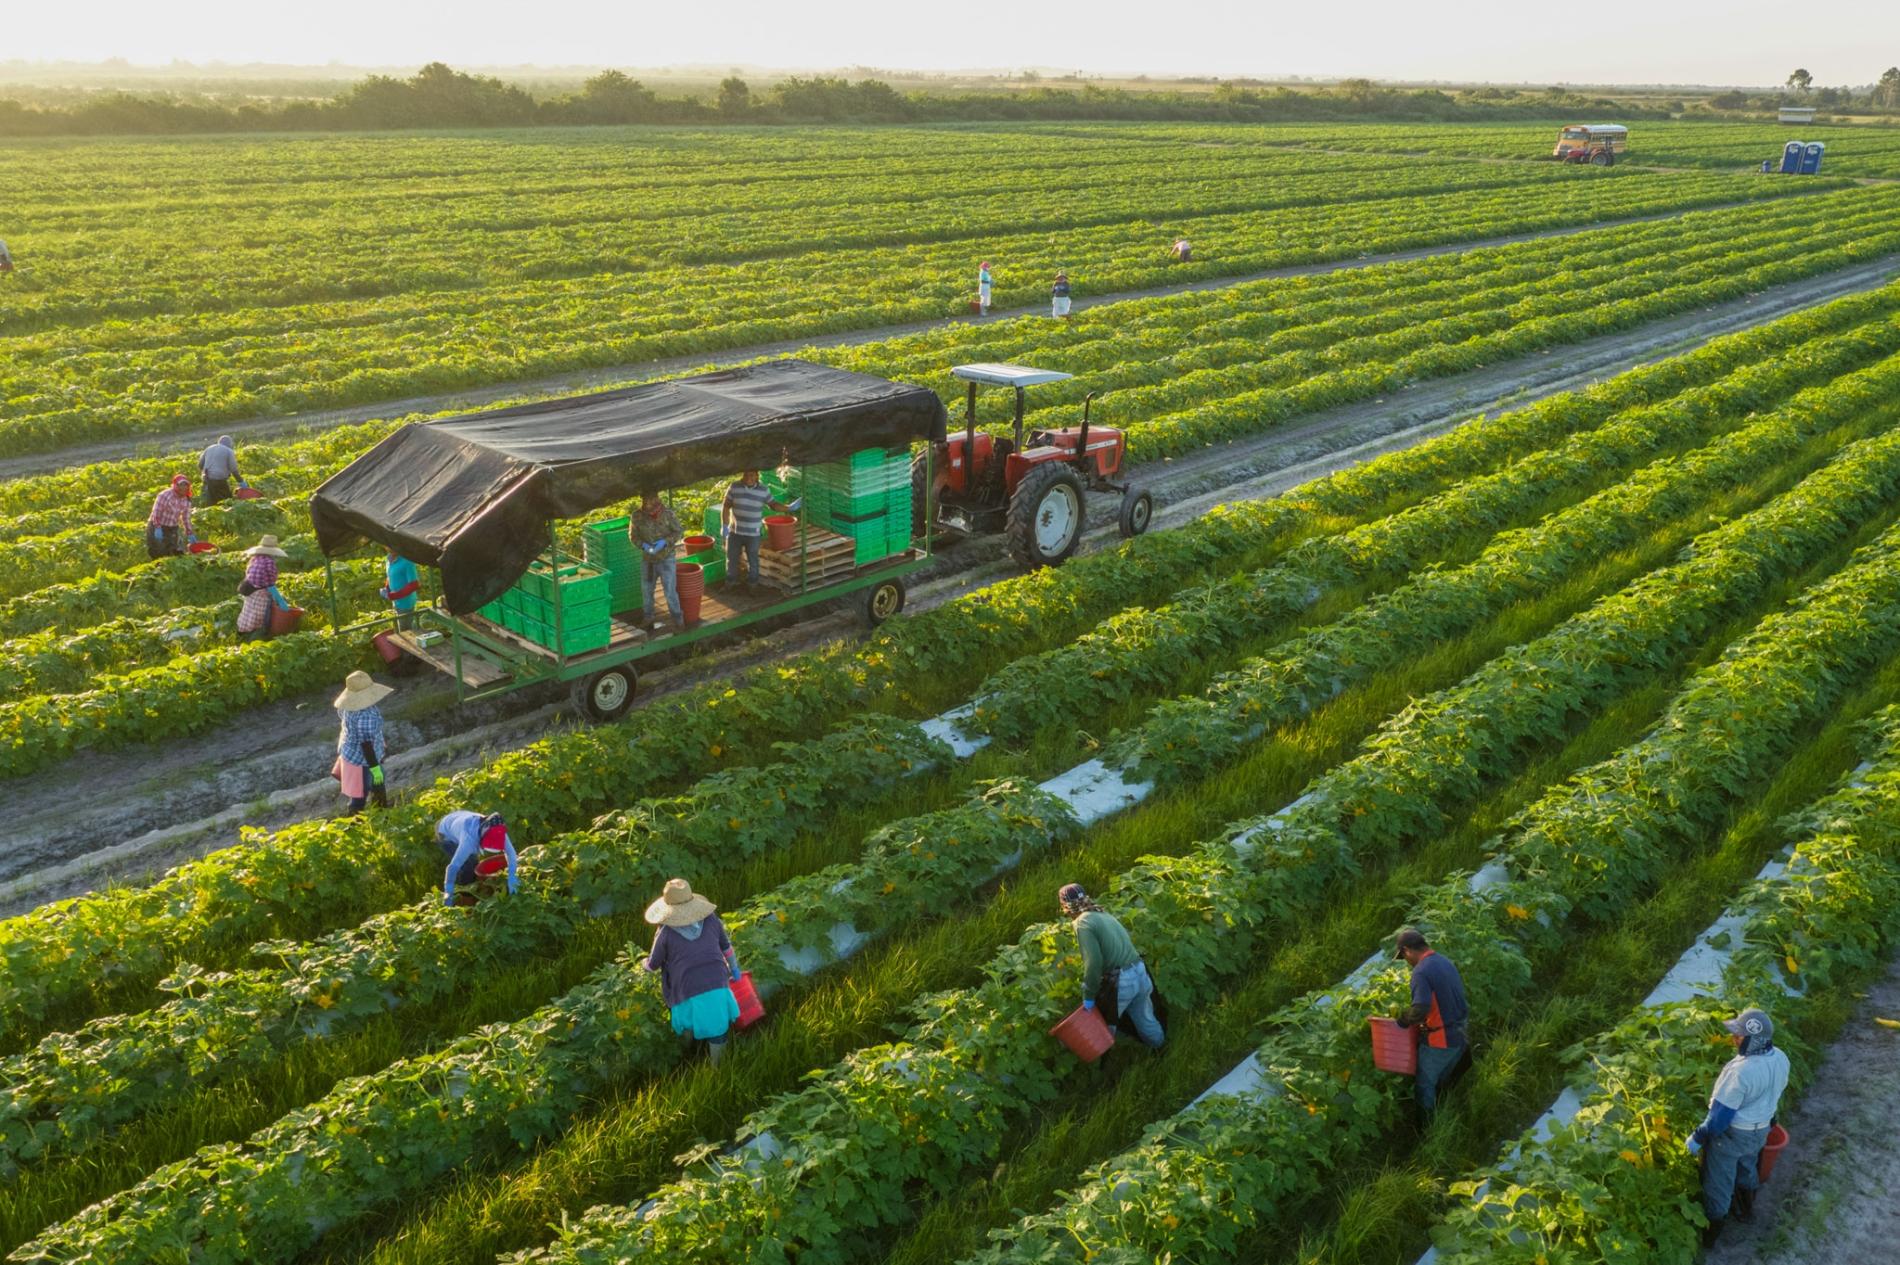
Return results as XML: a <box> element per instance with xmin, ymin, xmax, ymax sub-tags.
<box><xmin>1590</xmin><ymin>149</ymin><xmax>1613</xmax><ymax>167</ymax></box>
<box><xmin>1006</xmin><ymin>462</ymin><xmax>1086</xmax><ymax>569</ymax></box>
<box><xmin>1118</xmin><ymin>485</ymin><xmax>1154</xmax><ymax>538</ymax></box>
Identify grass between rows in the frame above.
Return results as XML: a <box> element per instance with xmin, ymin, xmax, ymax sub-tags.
<box><xmin>300</xmin><ymin>409</ymin><xmax>1849</xmax><ymax>1265</ymax></box>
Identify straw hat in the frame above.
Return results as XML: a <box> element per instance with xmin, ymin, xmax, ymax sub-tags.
<box><xmin>644</xmin><ymin>878</ymin><xmax>716</xmax><ymax>927</ymax></box>
<box><xmin>246</xmin><ymin>535</ymin><xmax>288</xmax><ymax>558</ymax></box>
<box><xmin>333</xmin><ymin>670</ymin><xmax>394</xmax><ymax>712</ymax></box>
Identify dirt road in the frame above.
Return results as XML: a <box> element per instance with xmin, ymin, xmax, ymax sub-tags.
<box><xmin>6</xmin><ymin>250</ymin><xmax>1893</xmax><ymax>913</ymax></box>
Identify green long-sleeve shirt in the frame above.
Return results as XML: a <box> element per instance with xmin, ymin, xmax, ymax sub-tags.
<box><xmin>1072</xmin><ymin>910</ymin><xmax>1140</xmax><ymax>995</ymax></box>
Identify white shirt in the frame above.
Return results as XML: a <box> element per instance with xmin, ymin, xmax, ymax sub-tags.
<box><xmin>1709</xmin><ymin>1047</ymin><xmax>1790</xmax><ymax>1129</ymax></box>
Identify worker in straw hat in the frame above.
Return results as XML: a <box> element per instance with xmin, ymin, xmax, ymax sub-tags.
<box><xmin>332</xmin><ymin>670</ymin><xmax>393</xmax><ymax>815</ymax></box>
<box><xmin>1687</xmin><ymin>1006</ymin><xmax>1791</xmax><ymax>1244</ymax></box>
<box><xmin>643</xmin><ymin>878</ymin><xmax>743</xmax><ymax>1064</ymax></box>
<box><xmin>236</xmin><ymin>535</ymin><xmax>292</xmax><ymax>642</ymax></box>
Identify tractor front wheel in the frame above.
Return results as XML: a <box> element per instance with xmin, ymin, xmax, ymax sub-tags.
<box><xmin>1006</xmin><ymin>462</ymin><xmax>1086</xmax><ymax>569</ymax></box>
<box><xmin>1118</xmin><ymin>486</ymin><xmax>1154</xmax><ymax>538</ymax></box>
<box><xmin>571</xmin><ymin>665</ymin><xmax>637</xmax><ymax>723</ymax></box>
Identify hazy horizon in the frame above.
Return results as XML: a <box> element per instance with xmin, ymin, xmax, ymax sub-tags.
<box><xmin>10</xmin><ymin>0</ymin><xmax>1900</xmax><ymax>90</ymax></box>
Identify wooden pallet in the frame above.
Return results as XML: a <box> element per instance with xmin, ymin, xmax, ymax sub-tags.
<box><xmin>759</xmin><ymin>527</ymin><xmax>859</xmax><ymax>587</ymax></box>
<box><xmin>388</xmin><ymin>630</ymin><xmax>511</xmax><ymax>688</ymax></box>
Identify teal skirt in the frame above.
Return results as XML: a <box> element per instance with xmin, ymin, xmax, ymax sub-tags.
<box><xmin>670</xmin><ymin>984</ymin><xmax>740</xmax><ymax>1040</ymax></box>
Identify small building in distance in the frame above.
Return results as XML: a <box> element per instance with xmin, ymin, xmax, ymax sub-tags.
<box><xmin>1779</xmin><ymin>105</ymin><xmax>1817</xmax><ymax>124</ymax></box>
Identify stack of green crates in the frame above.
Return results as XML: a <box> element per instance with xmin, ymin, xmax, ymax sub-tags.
<box><xmin>491</xmin><ymin>559</ymin><xmax>613</xmax><ymax>654</ymax></box>
<box><xmin>805</xmin><ymin>447</ymin><xmax>913</xmax><ymax>564</ymax></box>
<box><xmin>582</xmin><ymin>517</ymin><xmax>641</xmax><ymax>615</ymax></box>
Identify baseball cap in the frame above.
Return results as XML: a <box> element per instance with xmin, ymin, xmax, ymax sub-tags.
<box><xmin>1394</xmin><ymin>927</ymin><xmax>1429</xmax><ymax>959</ymax></box>
<box><xmin>1723</xmin><ymin>1008</ymin><xmax>1774</xmax><ymax>1041</ymax></box>
<box><xmin>1058</xmin><ymin>883</ymin><xmax>1087</xmax><ymax>907</ymax></box>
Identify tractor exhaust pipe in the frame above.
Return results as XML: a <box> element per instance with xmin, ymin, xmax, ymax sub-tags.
<box><xmin>965</xmin><ymin>381</ymin><xmax>979</xmax><ymax>491</ymax></box>
<box><xmin>1077</xmin><ymin>392</ymin><xmax>1096</xmax><ymax>472</ymax></box>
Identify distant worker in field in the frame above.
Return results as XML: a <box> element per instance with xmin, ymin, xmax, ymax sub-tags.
<box><xmin>198</xmin><ymin>435</ymin><xmax>246</xmax><ymax>505</ymax></box>
<box><xmin>1170</xmin><ymin>238</ymin><xmax>1192</xmax><ymax>263</ymax></box>
<box><xmin>643</xmin><ymin>878</ymin><xmax>743</xmax><ymax>1065</ymax></box>
<box><xmin>1393</xmin><ymin>927</ymin><xmax>1470</xmax><ymax>1119</ymax></box>
<box><xmin>0</xmin><ymin>239</ymin><xmax>12</xmax><ymax>272</ymax></box>
<box><xmin>1687</xmin><ymin>1007</ymin><xmax>1791</xmax><ymax>1244</ymax></box>
<box><xmin>1060</xmin><ymin>882</ymin><xmax>1165</xmax><ymax>1049</ymax></box>
<box><xmin>145</xmin><ymin>475</ymin><xmax>195</xmax><ymax>559</ymax></box>
<box><xmin>977</xmin><ymin>260</ymin><xmax>994</xmax><ymax>315</ymax></box>
<box><xmin>333</xmin><ymin>670</ymin><xmax>392</xmax><ymax>815</ymax></box>
<box><xmin>380</xmin><ymin>547</ymin><xmax>421</xmax><ymax>630</ymax></box>
<box><xmin>632</xmin><ymin>490</ymin><xmax>683</xmax><ymax>630</ymax></box>
<box><xmin>235</xmin><ymin>535</ymin><xmax>292</xmax><ymax>642</ymax></box>
<box><xmin>1051</xmin><ymin>271</ymin><xmax>1072</xmax><ymax>320</ymax></box>
<box><xmin>436</xmin><ymin>810</ymin><xmax>519</xmax><ymax>906</ymax></box>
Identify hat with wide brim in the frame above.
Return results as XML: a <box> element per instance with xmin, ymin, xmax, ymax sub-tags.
<box><xmin>334</xmin><ymin>669</ymin><xmax>394</xmax><ymax>712</ymax></box>
<box><xmin>645</xmin><ymin>877</ymin><xmax>716</xmax><ymax>927</ymax></box>
<box><xmin>246</xmin><ymin>534</ymin><xmax>289</xmax><ymax>558</ymax></box>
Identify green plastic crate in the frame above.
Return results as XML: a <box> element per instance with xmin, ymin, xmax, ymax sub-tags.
<box><xmin>557</xmin><ymin>596</ymin><xmax>611</xmax><ymax>631</ymax></box>
<box><xmin>557</xmin><ymin>569</ymin><xmax>611</xmax><ymax>608</ymax></box>
<box><xmin>683</xmin><ymin>550</ymin><xmax>724</xmax><ymax>587</ymax></box>
<box><xmin>561</xmin><ymin>622</ymin><xmax>612</xmax><ymax>655</ymax></box>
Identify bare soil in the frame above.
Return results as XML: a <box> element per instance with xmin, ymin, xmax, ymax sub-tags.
<box><xmin>1702</xmin><ymin>947</ymin><xmax>1900</xmax><ymax>1265</ymax></box>
<box><xmin>4</xmin><ymin>251</ymin><xmax>1895</xmax><ymax>913</ymax></box>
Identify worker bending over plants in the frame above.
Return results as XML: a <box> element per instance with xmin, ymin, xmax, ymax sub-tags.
<box><xmin>436</xmin><ymin>810</ymin><xmax>519</xmax><ymax>907</ymax></box>
<box><xmin>1061</xmin><ymin>882</ymin><xmax>1165</xmax><ymax>1048</ymax></box>
<box><xmin>1687</xmin><ymin>1007</ymin><xmax>1790</xmax><ymax>1245</ymax></box>
<box><xmin>1393</xmin><ymin>926</ymin><xmax>1470</xmax><ymax>1119</ymax></box>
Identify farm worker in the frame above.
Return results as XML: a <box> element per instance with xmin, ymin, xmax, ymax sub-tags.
<box><xmin>0</xmin><ymin>239</ymin><xmax>12</xmax><ymax>272</ymax></box>
<box><xmin>1687</xmin><ymin>1007</ymin><xmax>1791</xmax><ymax>1242</ymax></box>
<box><xmin>977</xmin><ymin>260</ymin><xmax>994</xmax><ymax>314</ymax></box>
<box><xmin>1170</xmin><ymin>238</ymin><xmax>1192</xmax><ymax>263</ymax></box>
<box><xmin>380</xmin><ymin>548</ymin><xmax>421</xmax><ymax>630</ymax></box>
<box><xmin>436</xmin><ymin>810</ymin><xmax>519</xmax><ymax>906</ymax></box>
<box><xmin>333</xmin><ymin>670</ymin><xmax>393</xmax><ymax>815</ymax></box>
<box><xmin>643</xmin><ymin>878</ymin><xmax>743</xmax><ymax>1065</ymax></box>
<box><xmin>721</xmin><ymin>470</ymin><xmax>792</xmax><ymax>592</ymax></box>
<box><xmin>1050</xmin><ymin>272</ymin><xmax>1072</xmax><ymax>320</ymax></box>
<box><xmin>631</xmin><ymin>490</ymin><xmax>683</xmax><ymax>630</ymax></box>
<box><xmin>198</xmin><ymin>435</ymin><xmax>245</xmax><ymax>506</ymax></box>
<box><xmin>1393</xmin><ymin>927</ymin><xmax>1470</xmax><ymax>1117</ymax></box>
<box><xmin>1059</xmin><ymin>883</ymin><xmax>1164</xmax><ymax>1048</ymax></box>
<box><xmin>235</xmin><ymin>535</ymin><xmax>291</xmax><ymax>642</ymax></box>
<box><xmin>145</xmin><ymin>475</ymin><xmax>195</xmax><ymax>559</ymax></box>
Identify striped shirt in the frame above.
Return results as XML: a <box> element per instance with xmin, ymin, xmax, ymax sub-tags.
<box><xmin>723</xmin><ymin>481</ymin><xmax>775</xmax><ymax>538</ymax></box>
<box><xmin>337</xmin><ymin>706</ymin><xmax>387</xmax><ymax>767</ymax></box>
<box><xmin>149</xmin><ymin>488</ymin><xmax>192</xmax><ymax>531</ymax></box>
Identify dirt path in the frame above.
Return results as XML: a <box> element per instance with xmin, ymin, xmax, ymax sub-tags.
<box><xmin>0</xmin><ymin>194</ymin><xmax>1828</xmax><ymax>482</ymax></box>
<box><xmin>1702</xmin><ymin>947</ymin><xmax>1900</xmax><ymax>1265</ymax></box>
<box><xmin>6</xmin><ymin>250</ymin><xmax>1893</xmax><ymax>913</ymax></box>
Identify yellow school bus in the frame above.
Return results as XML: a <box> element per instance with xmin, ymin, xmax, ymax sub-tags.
<box><xmin>1552</xmin><ymin>124</ymin><xmax>1628</xmax><ymax>164</ymax></box>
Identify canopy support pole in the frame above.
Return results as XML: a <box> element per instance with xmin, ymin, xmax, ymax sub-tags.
<box><xmin>326</xmin><ymin>557</ymin><xmax>341</xmax><ymax>629</ymax></box>
<box><xmin>549</xmin><ymin>522</ymin><xmax>565</xmax><ymax>665</ymax></box>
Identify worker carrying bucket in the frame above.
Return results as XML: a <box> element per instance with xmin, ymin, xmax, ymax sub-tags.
<box><xmin>436</xmin><ymin>810</ymin><xmax>518</xmax><ymax>906</ymax></box>
<box><xmin>1392</xmin><ymin>927</ymin><xmax>1470</xmax><ymax>1121</ymax></box>
<box><xmin>1688</xmin><ymin>1007</ymin><xmax>1791</xmax><ymax>1246</ymax></box>
<box><xmin>1059</xmin><ymin>883</ymin><xmax>1165</xmax><ymax>1051</ymax></box>
<box><xmin>644</xmin><ymin>878</ymin><xmax>747</xmax><ymax>1065</ymax></box>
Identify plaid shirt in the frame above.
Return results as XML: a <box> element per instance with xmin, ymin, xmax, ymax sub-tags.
<box><xmin>337</xmin><ymin>706</ymin><xmax>386</xmax><ymax>767</ymax></box>
<box><xmin>148</xmin><ymin>488</ymin><xmax>192</xmax><ymax>532</ymax></box>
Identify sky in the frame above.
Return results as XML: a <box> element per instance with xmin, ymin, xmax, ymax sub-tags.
<box><xmin>9</xmin><ymin>0</ymin><xmax>1900</xmax><ymax>88</ymax></box>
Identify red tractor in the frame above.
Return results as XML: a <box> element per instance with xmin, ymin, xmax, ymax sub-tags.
<box><xmin>913</xmin><ymin>363</ymin><xmax>1155</xmax><ymax>568</ymax></box>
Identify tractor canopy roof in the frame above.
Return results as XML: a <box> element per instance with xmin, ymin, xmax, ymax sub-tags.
<box><xmin>310</xmin><ymin>359</ymin><xmax>947</xmax><ymax>613</ymax></box>
<box><xmin>951</xmin><ymin>363</ymin><xmax>1074</xmax><ymax>388</ymax></box>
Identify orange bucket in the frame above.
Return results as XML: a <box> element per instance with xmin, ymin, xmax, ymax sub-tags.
<box><xmin>234</xmin><ymin>486</ymin><xmax>264</xmax><ymax>500</ymax></box>
<box><xmin>675</xmin><ymin>562</ymin><xmax>704</xmax><ymax>625</ymax></box>
<box><xmin>187</xmin><ymin>541</ymin><xmax>219</xmax><ymax>555</ymax></box>
<box><xmin>683</xmin><ymin>533</ymin><xmax>715</xmax><ymax>553</ymax></box>
<box><xmin>730</xmin><ymin>972</ymin><xmax>765</xmax><ymax>1029</ymax></box>
<box><xmin>1050</xmin><ymin>1004</ymin><xmax>1114</xmax><ymax>1063</ymax></box>
<box><xmin>1369</xmin><ymin>1016</ymin><xmax>1418</xmax><ymax>1076</ymax></box>
<box><xmin>269</xmin><ymin>605</ymin><xmax>305</xmax><ymax>636</ymax></box>
<box><xmin>1757</xmin><ymin>1123</ymin><xmax>1790</xmax><ymax>1181</ymax></box>
<box><xmin>764</xmin><ymin>515</ymin><xmax>797</xmax><ymax>551</ymax></box>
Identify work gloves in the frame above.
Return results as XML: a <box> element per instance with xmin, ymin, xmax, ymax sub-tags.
<box><xmin>1081</xmin><ymin>999</ymin><xmax>1096</xmax><ymax>1011</ymax></box>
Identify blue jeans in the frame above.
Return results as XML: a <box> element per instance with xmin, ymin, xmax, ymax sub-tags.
<box><xmin>1415</xmin><ymin>1039</ymin><xmax>1466</xmax><ymax>1111</ymax></box>
<box><xmin>643</xmin><ymin>555</ymin><xmax>679</xmax><ymax>623</ymax></box>
<box><xmin>727</xmin><ymin>531</ymin><xmax>761</xmax><ymax>585</ymax></box>
<box><xmin>1114</xmin><ymin>959</ymin><xmax>1165</xmax><ymax>1048</ymax></box>
<box><xmin>1702</xmin><ymin>1125</ymin><xmax>1768</xmax><ymax>1222</ymax></box>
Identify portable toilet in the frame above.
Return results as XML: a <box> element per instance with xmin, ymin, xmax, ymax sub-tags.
<box><xmin>1780</xmin><ymin>141</ymin><xmax>1804</xmax><ymax>174</ymax></box>
<box><xmin>1800</xmin><ymin>141</ymin><xmax>1825</xmax><ymax>175</ymax></box>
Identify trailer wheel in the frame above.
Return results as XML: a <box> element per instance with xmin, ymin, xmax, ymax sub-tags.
<box><xmin>1006</xmin><ymin>462</ymin><xmax>1085</xmax><ymax>569</ymax></box>
<box><xmin>1117</xmin><ymin>486</ymin><xmax>1154</xmax><ymax>539</ymax></box>
<box><xmin>572</xmin><ymin>665</ymin><xmax>637</xmax><ymax>723</ymax></box>
<box><xmin>860</xmin><ymin>577</ymin><xmax>906</xmax><ymax>627</ymax></box>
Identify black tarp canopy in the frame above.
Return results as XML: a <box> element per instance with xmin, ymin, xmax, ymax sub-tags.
<box><xmin>311</xmin><ymin>359</ymin><xmax>948</xmax><ymax>613</ymax></box>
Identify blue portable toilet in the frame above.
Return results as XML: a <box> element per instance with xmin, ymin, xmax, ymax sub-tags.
<box><xmin>1800</xmin><ymin>141</ymin><xmax>1825</xmax><ymax>174</ymax></box>
<box><xmin>1780</xmin><ymin>141</ymin><xmax>1804</xmax><ymax>174</ymax></box>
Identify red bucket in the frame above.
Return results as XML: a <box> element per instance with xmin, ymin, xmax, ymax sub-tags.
<box><xmin>234</xmin><ymin>486</ymin><xmax>263</xmax><ymax>500</ymax></box>
<box><xmin>187</xmin><ymin>541</ymin><xmax>219</xmax><ymax>555</ymax></box>
<box><xmin>372</xmin><ymin>630</ymin><xmax>403</xmax><ymax>664</ymax></box>
<box><xmin>269</xmin><ymin>605</ymin><xmax>305</xmax><ymax>636</ymax></box>
<box><xmin>1049</xmin><ymin>1004</ymin><xmax>1115</xmax><ymax>1063</ymax></box>
<box><xmin>683</xmin><ymin>533</ymin><xmax>715</xmax><ymax>553</ymax></box>
<box><xmin>1369</xmin><ymin>1016</ymin><xmax>1418</xmax><ymax>1076</ymax></box>
<box><xmin>764</xmin><ymin>515</ymin><xmax>797</xmax><ymax>551</ymax></box>
<box><xmin>675</xmin><ymin>562</ymin><xmax>704</xmax><ymax>625</ymax></box>
<box><xmin>730</xmin><ymin>972</ymin><xmax>765</xmax><ymax>1029</ymax></box>
<box><xmin>1757</xmin><ymin>1123</ymin><xmax>1790</xmax><ymax>1181</ymax></box>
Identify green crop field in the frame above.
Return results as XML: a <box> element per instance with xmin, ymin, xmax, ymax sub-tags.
<box><xmin>4</xmin><ymin>118</ymin><xmax>1900</xmax><ymax>1265</ymax></box>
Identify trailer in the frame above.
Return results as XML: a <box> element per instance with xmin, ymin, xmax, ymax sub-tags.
<box><xmin>310</xmin><ymin>359</ymin><xmax>948</xmax><ymax>721</ymax></box>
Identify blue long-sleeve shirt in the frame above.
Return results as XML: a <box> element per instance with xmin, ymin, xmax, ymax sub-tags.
<box><xmin>382</xmin><ymin>556</ymin><xmax>420</xmax><ymax>613</ymax></box>
<box><xmin>1398</xmin><ymin>950</ymin><xmax>1469</xmax><ymax>1048</ymax></box>
<box><xmin>437</xmin><ymin>810</ymin><xmax>518</xmax><ymax>900</ymax></box>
